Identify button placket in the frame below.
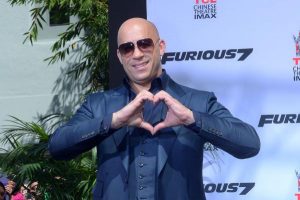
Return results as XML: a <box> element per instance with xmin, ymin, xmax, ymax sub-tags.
<box><xmin>136</xmin><ymin>134</ymin><xmax>157</xmax><ymax>200</ymax></box>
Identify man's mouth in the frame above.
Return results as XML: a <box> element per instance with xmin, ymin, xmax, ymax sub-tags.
<box><xmin>132</xmin><ymin>61</ymin><xmax>149</xmax><ymax>69</ymax></box>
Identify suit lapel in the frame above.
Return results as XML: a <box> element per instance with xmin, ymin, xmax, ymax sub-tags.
<box><xmin>112</xmin><ymin>127</ymin><xmax>130</xmax><ymax>173</ymax></box>
<box><xmin>106</xmin><ymin>87</ymin><xmax>131</xmax><ymax>175</ymax></box>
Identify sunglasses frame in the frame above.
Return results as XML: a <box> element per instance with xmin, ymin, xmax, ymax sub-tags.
<box><xmin>118</xmin><ymin>38</ymin><xmax>160</xmax><ymax>57</ymax></box>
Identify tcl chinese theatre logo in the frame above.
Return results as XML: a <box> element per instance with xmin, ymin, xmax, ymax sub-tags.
<box><xmin>193</xmin><ymin>0</ymin><xmax>217</xmax><ymax>20</ymax></box>
<box><xmin>292</xmin><ymin>31</ymin><xmax>300</xmax><ymax>81</ymax></box>
<box><xmin>295</xmin><ymin>170</ymin><xmax>300</xmax><ymax>200</ymax></box>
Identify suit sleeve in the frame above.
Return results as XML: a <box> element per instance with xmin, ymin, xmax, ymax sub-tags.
<box><xmin>188</xmin><ymin>92</ymin><xmax>260</xmax><ymax>159</ymax></box>
<box><xmin>48</xmin><ymin>94</ymin><xmax>113</xmax><ymax>160</ymax></box>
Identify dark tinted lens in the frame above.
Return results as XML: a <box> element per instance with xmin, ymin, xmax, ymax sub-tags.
<box><xmin>137</xmin><ymin>38</ymin><xmax>154</xmax><ymax>50</ymax></box>
<box><xmin>118</xmin><ymin>42</ymin><xmax>135</xmax><ymax>56</ymax></box>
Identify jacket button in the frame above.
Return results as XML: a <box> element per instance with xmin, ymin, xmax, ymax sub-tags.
<box><xmin>139</xmin><ymin>163</ymin><xmax>144</xmax><ymax>167</ymax></box>
<box><xmin>142</xmin><ymin>140</ymin><xmax>147</xmax><ymax>144</ymax></box>
<box><xmin>138</xmin><ymin>174</ymin><xmax>144</xmax><ymax>179</ymax></box>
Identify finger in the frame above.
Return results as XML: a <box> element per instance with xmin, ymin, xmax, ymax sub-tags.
<box><xmin>139</xmin><ymin>121</ymin><xmax>154</xmax><ymax>133</ymax></box>
<box><xmin>154</xmin><ymin>91</ymin><xmax>172</xmax><ymax>104</ymax></box>
<box><xmin>153</xmin><ymin>122</ymin><xmax>167</xmax><ymax>134</ymax></box>
<box><xmin>120</xmin><ymin>92</ymin><xmax>150</xmax><ymax>115</ymax></box>
<box><xmin>136</xmin><ymin>90</ymin><xmax>154</xmax><ymax>102</ymax></box>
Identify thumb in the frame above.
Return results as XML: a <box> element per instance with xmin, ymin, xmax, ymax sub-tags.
<box><xmin>153</xmin><ymin>122</ymin><xmax>167</xmax><ymax>134</ymax></box>
<box><xmin>139</xmin><ymin>121</ymin><xmax>154</xmax><ymax>134</ymax></box>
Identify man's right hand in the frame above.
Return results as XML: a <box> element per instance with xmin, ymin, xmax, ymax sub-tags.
<box><xmin>111</xmin><ymin>90</ymin><xmax>154</xmax><ymax>133</ymax></box>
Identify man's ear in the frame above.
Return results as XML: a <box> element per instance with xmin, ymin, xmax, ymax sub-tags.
<box><xmin>117</xmin><ymin>49</ymin><xmax>123</xmax><ymax>64</ymax></box>
<box><xmin>159</xmin><ymin>40</ymin><xmax>166</xmax><ymax>56</ymax></box>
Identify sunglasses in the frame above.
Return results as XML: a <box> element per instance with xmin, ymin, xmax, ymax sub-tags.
<box><xmin>118</xmin><ymin>38</ymin><xmax>159</xmax><ymax>57</ymax></box>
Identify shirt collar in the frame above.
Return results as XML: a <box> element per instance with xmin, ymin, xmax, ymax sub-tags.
<box><xmin>123</xmin><ymin>69</ymin><xmax>168</xmax><ymax>93</ymax></box>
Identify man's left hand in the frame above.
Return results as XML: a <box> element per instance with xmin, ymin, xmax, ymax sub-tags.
<box><xmin>153</xmin><ymin>91</ymin><xmax>195</xmax><ymax>134</ymax></box>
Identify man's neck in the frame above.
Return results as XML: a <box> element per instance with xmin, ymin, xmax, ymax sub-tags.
<box><xmin>130</xmin><ymin>81</ymin><xmax>151</xmax><ymax>93</ymax></box>
<box><xmin>129</xmin><ymin>68</ymin><xmax>163</xmax><ymax>93</ymax></box>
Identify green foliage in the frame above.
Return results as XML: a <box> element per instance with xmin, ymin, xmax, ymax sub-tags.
<box><xmin>1</xmin><ymin>0</ymin><xmax>108</xmax><ymax>199</ymax></box>
<box><xmin>10</xmin><ymin>0</ymin><xmax>109</xmax><ymax>92</ymax></box>
<box><xmin>0</xmin><ymin>116</ymin><xmax>97</xmax><ymax>199</ymax></box>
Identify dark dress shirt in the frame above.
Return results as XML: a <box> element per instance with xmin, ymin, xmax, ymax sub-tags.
<box><xmin>124</xmin><ymin>72</ymin><xmax>166</xmax><ymax>200</ymax></box>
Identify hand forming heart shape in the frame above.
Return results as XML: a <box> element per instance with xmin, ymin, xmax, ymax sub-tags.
<box><xmin>111</xmin><ymin>90</ymin><xmax>195</xmax><ymax>135</ymax></box>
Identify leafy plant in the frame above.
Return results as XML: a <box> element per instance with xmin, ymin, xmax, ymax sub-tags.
<box><xmin>9</xmin><ymin>0</ymin><xmax>109</xmax><ymax>92</ymax></box>
<box><xmin>0</xmin><ymin>115</ymin><xmax>97</xmax><ymax>199</ymax></box>
<box><xmin>1</xmin><ymin>0</ymin><xmax>108</xmax><ymax>199</ymax></box>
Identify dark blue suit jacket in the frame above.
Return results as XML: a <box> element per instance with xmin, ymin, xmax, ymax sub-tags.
<box><xmin>49</xmin><ymin>74</ymin><xmax>260</xmax><ymax>200</ymax></box>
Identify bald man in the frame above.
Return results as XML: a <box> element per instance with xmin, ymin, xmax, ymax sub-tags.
<box><xmin>49</xmin><ymin>18</ymin><xmax>260</xmax><ymax>200</ymax></box>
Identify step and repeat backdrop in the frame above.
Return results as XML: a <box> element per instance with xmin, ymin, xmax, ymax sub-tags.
<box><xmin>147</xmin><ymin>0</ymin><xmax>300</xmax><ymax>199</ymax></box>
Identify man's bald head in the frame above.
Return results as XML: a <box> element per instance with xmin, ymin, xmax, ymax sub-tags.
<box><xmin>117</xmin><ymin>18</ymin><xmax>160</xmax><ymax>45</ymax></box>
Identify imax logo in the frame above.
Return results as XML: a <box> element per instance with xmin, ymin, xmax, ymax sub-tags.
<box><xmin>258</xmin><ymin>114</ymin><xmax>300</xmax><ymax>127</ymax></box>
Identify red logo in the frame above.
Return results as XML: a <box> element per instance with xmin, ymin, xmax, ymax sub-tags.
<box><xmin>294</xmin><ymin>31</ymin><xmax>300</xmax><ymax>56</ymax></box>
<box><xmin>293</xmin><ymin>31</ymin><xmax>300</xmax><ymax>65</ymax></box>
<box><xmin>295</xmin><ymin>170</ymin><xmax>300</xmax><ymax>199</ymax></box>
<box><xmin>292</xmin><ymin>32</ymin><xmax>300</xmax><ymax>81</ymax></box>
<box><xmin>196</xmin><ymin>0</ymin><xmax>217</xmax><ymax>3</ymax></box>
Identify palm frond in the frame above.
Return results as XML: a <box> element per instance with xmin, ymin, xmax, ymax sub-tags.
<box><xmin>1</xmin><ymin>116</ymin><xmax>49</xmax><ymax>145</ymax></box>
<box><xmin>0</xmin><ymin>116</ymin><xmax>97</xmax><ymax>199</ymax></box>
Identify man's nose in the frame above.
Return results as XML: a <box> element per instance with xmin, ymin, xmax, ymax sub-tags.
<box><xmin>132</xmin><ymin>45</ymin><xmax>144</xmax><ymax>58</ymax></box>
